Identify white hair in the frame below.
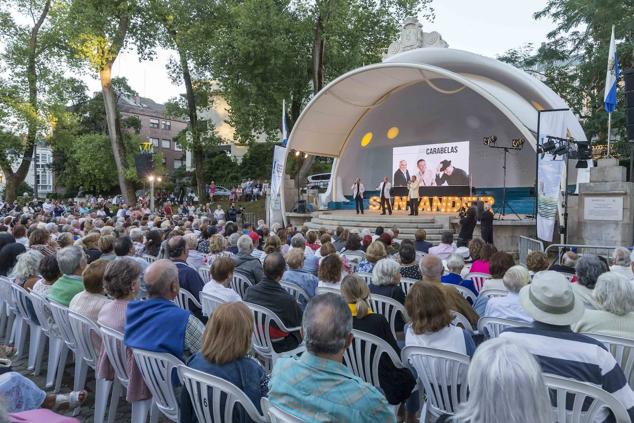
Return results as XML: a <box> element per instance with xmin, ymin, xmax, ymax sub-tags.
<box><xmin>237</xmin><ymin>235</ymin><xmax>253</xmax><ymax>253</ymax></box>
<box><xmin>502</xmin><ymin>265</ymin><xmax>531</xmax><ymax>293</ymax></box>
<box><xmin>56</xmin><ymin>246</ymin><xmax>86</xmax><ymax>275</ymax></box>
<box><xmin>561</xmin><ymin>251</ymin><xmax>578</xmax><ymax>267</ymax></box>
<box><xmin>183</xmin><ymin>233</ymin><xmax>198</xmax><ymax>250</ymax></box>
<box><xmin>446</xmin><ymin>254</ymin><xmax>465</xmax><ymax>273</ymax></box>
<box><xmin>612</xmin><ymin>247</ymin><xmax>631</xmax><ymax>267</ymax></box>
<box><xmin>593</xmin><ymin>272</ymin><xmax>634</xmax><ymax>316</ymax></box>
<box><xmin>451</xmin><ymin>338</ymin><xmax>552</xmax><ymax>423</ymax></box>
<box><xmin>10</xmin><ymin>250</ymin><xmax>44</xmax><ymax>280</ymax></box>
<box><xmin>129</xmin><ymin>228</ymin><xmax>143</xmax><ymax>243</ymax></box>
<box><xmin>371</xmin><ymin>258</ymin><xmax>400</xmax><ymax>286</ymax></box>
<box><xmin>228</xmin><ymin>232</ymin><xmax>240</xmax><ymax>247</ymax></box>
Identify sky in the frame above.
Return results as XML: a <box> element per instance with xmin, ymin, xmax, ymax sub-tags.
<box><xmin>81</xmin><ymin>0</ymin><xmax>557</xmax><ymax>104</ymax></box>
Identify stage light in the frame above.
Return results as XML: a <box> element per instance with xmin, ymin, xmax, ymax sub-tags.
<box><xmin>541</xmin><ymin>139</ymin><xmax>557</xmax><ymax>153</ymax></box>
<box><xmin>294</xmin><ymin>150</ymin><xmax>300</xmax><ymax>157</ymax></box>
<box><xmin>553</xmin><ymin>144</ymin><xmax>569</xmax><ymax>156</ymax></box>
<box><xmin>511</xmin><ymin>137</ymin><xmax>525</xmax><ymax>149</ymax></box>
<box><xmin>483</xmin><ymin>136</ymin><xmax>497</xmax><ymax>146</ymax></box>
<box><xmin>361</xmin><ymin>132</ymin><xmax>373</xmax><ymax>147</ymax></box>
<box><xmin>303</xmin><ymin>153</ymin><xmax>309</xmax><ymax>159</ymax></box>
<box><xmin>387</xmin><ymin>127</ymin><xmax>399</xmax><ymax>140</ymax></box>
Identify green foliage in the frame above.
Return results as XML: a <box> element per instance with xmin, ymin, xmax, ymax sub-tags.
<box><xmin>239</xmin><ymin>142</ymin><xmax>276</xmax><ymax>180</ymax></box>
<box><xmin>202</xmin><ymin>149</ymin><xmax>241</xmax><ymax>187</ymax></box>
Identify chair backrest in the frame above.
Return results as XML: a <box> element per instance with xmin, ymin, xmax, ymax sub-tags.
<box><xmin>368</xmin><ymin>294</ymin><xmax>407</xmax><ymax>340</ymax></box>
<box><xmin>198</xmin><ymin>266</ymin><xmax>211</xmax><ymax>283</ymax></box>
<box><xmin>0</xmin><ymin>276</ymin><xmax>15</xmax><ymax>309</ymax></box>
<box><xmin>401</xmin><ymin>346</ymin><xmax>471</xmax><ymax>417</ymax></box>
<box><xmin>68</xmin><ymin>310</ymin><xmax>101</xmax><ymax>370</ymax></box>
<box><xmin>343</xmin><ymin>329</ymin><xmax>404</xmax><ymax>391</ymax></box>
<box><xmin>174</xmin><ymin>288</ymin><xmax>202</xmax><ymax>312</ymax></box>
<box><xmin>48</xmin><ymin>300</ymin><xmax>78</xmax><ymax>352</ymax></box>
<box><xmin>243</xmin><ymin>302</ymin><xmax>299</xmax><ymax>360</ymax></box>
<box><xmin>464</xmin><ymin>272</ymin><xmax>491</xmax><ymax>293</ymax></box>
<box><xmin>315</xmin><ymin>286</ymin><xmax>341</xmax><ymax>296</ymax></box>
<box><xmin>231</xmin><ymin>273</ymin><xmax>253</xmax><ymax>299</ymax></box>
<box><xmin>10</xmin><ymin>283</ymin><xmax>33</xmax><ymax>321</ymax></box>
<box><xmin>261</xmin><ymin>397</ymin><xmax>305</xmax><ymax>423</ymax></box>
<box><xmin>200</xmin><ymin>291</ymin><xmax>227</xmax><ymax>317</ymax></box>
<box><xmin>99</xmin><ymin>326</ymin><xmax>129</xmax><ymax>388</ymax></box>
<box><xmin>142</xmin><ymin>254</ymin><xmax>157</xmax><ymax>264</ymax></box>
<box><xmin>543</xmin><ymin>374</ymin><xmax>630</xmax><ymax>423</ymax></box>
<box><xmin>29</xmin><ymin>292</ymin><xmax>52</xmax><ymax>333</ymax></box>
<box><xmin>280</xmin><ymin>281</ymin><xmax>310</xmax><ymax>305</ymax></box>
<box><xmin>450</xmin><ymin>311</ymin><xmax>473</xmax><ymax>332</ymax></box>
<box><xmin>399</xmin><ymin>278</ymin><xmax>417</xmax><ymax>296</ymax></box>
<box><xmin>356</xmin><ymin>272</ymin><xmax>373</xmax><ymax>285</ymax></box>
<box><xmin>443</xmin><ymin>284</ymin><xmax>476</xmax><ymax>305</ymax></box>
<box><xmin>178</xmin><ymin>365</ymin><xmax>267</xmax><ymax>423</ymax></box>
<box><xmin>132</xmin><ymin>348</ymin><xmax>183</xmax><ymax>422</ymax></box>
<box><xmin>478</xmin><ymin>288</ymin><xmax>509</xmax><ymax>299</ymax></box>
<box><xmin>477</xmin><ymin>317</ymin><xmax>531</xmax><ymax>339</ymax></box>
<box><xmin>586</xmin><ymin>333</ymin><xmax>634</xmax><ymax>388</ymax></box>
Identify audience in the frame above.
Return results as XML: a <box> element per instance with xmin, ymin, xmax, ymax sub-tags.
<box><xmin>340</xmin><ymin>233</ymin><xmax>365</xmax><ymax>264</ymax></box>
<box><xmin>317</xmin><ymin>254</ymin><xmax>344</xmax><ymax>290</ymax></box>
<box><xmin>31</xmin><ymin>255</ymin><xmax>61</xmax><ymax>296</ymax></box>
<box><xmin>183</xmin><ymin>233</ymin><xmax>205</xmax><ymax>270</ymax></box>
<box><xmin>500</xmin><ymin>271</ymin><xmax>634</xmax><ymax>421</ymax></box>
<box><xmin>232</xmin><ymin>235</ymin><xmax>265</xmax><ymax>285</ymax></box>
<box><xmin>201</xmin><ymin>256</ymin><xmax>242</xmax><ymax>315</ymax></box>
<box><xmin>48</xmin><ymin>246</ymin><xmax>87</xmax><ymax>306</ymax></box>
<box><xmin>441</xmin><ymin>253</ymin><xmax>478</xmax><ymax>297</ymax></box>
<box><xmin>181</xmin><ymin>302</ymin><xmax>269</xmax><ymax>423</ymax></box>
<box><xmin>167</xmin><ymin>236</ymin><xmax>206</xmax><ymax>321</ymax></box>
<box><xmin>548</xmin><ymin>250</ymin><xmax>577</xmax><ymax>275</ymax></box>
<box><xmin>281</xmin><ymin>248</ymin><xmax>318</xmax><ymax>305</ymax></box>
<box><xmin>398</xmin><ymin>241</ymin><xmax>423</xmax><ymax>280</ymax></box>
<box><xmin>98</xmin><ymin>234</ymin><xmax>116</xmax><ymax>261</ymax></box>
<box><xmin>468</xmin><ymin>241</ymin><xmax>494</xmax><ymax>275</ymax></box>
<box><xmin>243</xmin><ymin>253</ymin><xmax>302</xmax><ymax>353</ymax></box>
<box><xmin>484</xmin><ymin>265</ymin><xmax>533</xmax><ymax>323</ymax></box>
<box><xmin>28</xmin><ymin>228</ymin><xmax>55</xmax><ymax>257</ymax></box>
<box><xmin>414</xmin><ymin>228</ymin><xmax>432</xmax><ymax>254</ymax></box>
<box><xmin>610</xmin><ymin>247</ymin><xmax>633</xmax><ymax>279</ymax></box>
<box><xmin>574</xmin><ymin>254</ymin><xmax>608</xmax><ymax>309</ymax></box>
<box><xmin>80</xmin><ymin>233</ymin><xmax>102</xmax><ymax>263</ymax></box>
<box><xmin>69</xmin><ymin>259</ymin><xmax>111</xmax><ymax>322</ymax></box>
<box><xmin>480</xmin><ymin>251</ymin><xmax>515</xmax><ymax>292</ymax></box>
<box><xmin>268</xmin><ymin>293</ymin><xmax>396</xmax><ymax>422</ymax></box>
<box><xmin>10</xmin><ymin>249</ymin><xmax>44</xmax><ymax>290</ymax></box>
<box><xmin>0</xmin><ymin>242</ymin><xmax>26</xmax><ymax>276</ymax></box>
<box><xmin>525</xmin><ymin>251</ymin><xmax>549</xmax><ymax>276</ymax></box>
<box><xmin>369</xmin><ymin>258</ymin><xmax>407</xmax><ymax>332</ymax></box>
<box><xmin>428</xmin><ymin>231</ymin><xmax>455</xmax><ymax>260</ymax></box>
<box><xmin>358</xmin><ymin>241</ymin><xmax>387</xmax><ymax>273</ymax></box>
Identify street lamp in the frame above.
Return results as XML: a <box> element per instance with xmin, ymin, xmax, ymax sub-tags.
<box><xmin>148</xmin><ymin>174</ymin><xmax>162</xmax><ymax>211</ymax></box>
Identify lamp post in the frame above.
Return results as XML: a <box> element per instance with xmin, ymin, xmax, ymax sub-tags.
<box><xmin>148</xmin><ymin>175</ymin><xmax>162</xmax><ymax>211</ymax></box>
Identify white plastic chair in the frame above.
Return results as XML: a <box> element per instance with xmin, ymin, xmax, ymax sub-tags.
<box><xmin>368</xmin><ymin>294</ymin><xmax>408</xmax><ymax>340</ymax></box>
<box><xmin>315</xmin><ymin>286</ymin><xmax>341</xmax><ymax>295</ymax></box>
<box><xmin>178</xmin><ymin>365</ymin><xmax>268</xmax><ymax>423</ymax></box>
<box><xmin>399</xmin><ymin>278</ymin><xmax>417</xmax><ymax>295</ymax></box>
<box><xmin>200</xmin><ymin>291</ymin><xmax>227</xmax><ymax>317</ymax></box>
<box><xmin>143</xmin><ymin>254</ymin><xmax>157</xmax><ymax>264</ymax></box>
<box><xmin>343</xmin><ymin>330</ymin><xmax>406</xmax><ymax>392</ymax></box>
<box><xmin>198</xmin><ymin>266</ymin><xmax>211</xmax><ymax>283</ymax></box>
<box><xmin>173</xmin><ymin>288</ymin><xmax>202</xmax><ymax>312</ymax></box>
<box><xmin>99</xmin><ymin>326</ymin><xmax>155</xmax><ymax>423</ymax></box>
<box><xmin>586</xmin><ymin>333</ymin><xmax>634</xmax><ymax>389</ymax></box>
<box><xmin>401</xmin><ymin>346</ymin><xmax>471</xmax><ymax>420</ymax></box>
<box><xmin>68</xmin><ymin>311</ymin><xmax>116</xmax><ymax>423</ymax></box>
<box><xmin>442</xmin><ymin>284</ymin><xmax>476</xmax><ymax>305</ymax></box>
<box><xmin>478</xmin><ymin>288</ymin><xmax>509</xmax><ymax>299</ymax></box>
<box><xmin>543</xmin><ymin>374</ymin><xmax>630</xmax><ymax>423</ymax></box>
<box><xmin>261</xmin><ymin>397</ymin><xmax>306</xmax><ymax>423</ymax></box>
<box><xmin>244</xmin><ymin>302</ymin><xmax>305</xmax><ymax>370</ymax></box>
<box><xmin>280</xmin><ymin>281</ymin><xmax>311</xmax><ymax>305</ymax></box>
<box><xmin>231</xmin><ymin>272</ymin><xmax>253</xmax><ymax>299</ymax></box>
<box><xmin>0</xmin><ymin>276</ymin><xmax>16</xmax><ymax>343</ymax></box>
<box><xmin>450</xmin><ymin>311</ymin><xmax>474</xmax><ymax>333</ymax></box>
<box><xmin>356</xmin><ymin>272</ymin><xmax>373</xmax><ymax>285</ymax></box>
<box><xmin>477</xmin><ymin>317</ymin><xmax>531</xmax><ymax>339</ymax></box>
<box><xmin>10</xmin><ymin>283</ymin><xmax>43</xmax><ymax>372</ymax></box>
<box><xmin>132</xmin><ymin>348</ymin><xmax>183</xmax><ymax>422</ymax></box>
<box><xmin>29</xmin><ymin>292</ymin><xmax>66</xmax><ymax>390</ymax></box>
<box><xmin>464</xmin><ymin>272</ymin><xmax>491</xmax><ymax>293</ymax></box>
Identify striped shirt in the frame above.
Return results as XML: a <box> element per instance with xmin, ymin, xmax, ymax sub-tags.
<box><xmin>500</xmin><ymin>322</ymin><xmax>634</xmax><ymax>422</ymax></box>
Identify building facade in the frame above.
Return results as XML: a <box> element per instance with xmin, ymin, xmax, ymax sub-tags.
<box><xmin>0</xmin><ymin>143</ymin><xmax>54</xmax><ymax>198</ymax></box>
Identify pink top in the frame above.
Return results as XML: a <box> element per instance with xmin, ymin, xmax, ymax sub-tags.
<box><xmin>469</xmin><ymin>260</ymin><xmax>490</xmax><ymax>275</ymax></box>
<box><xmin>96</xmin><ymin>299</ymin><xmax>151</xmax><ymax>402</ymax></box>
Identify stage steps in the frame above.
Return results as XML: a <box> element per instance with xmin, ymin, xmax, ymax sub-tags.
<box><xmin>305</xmin><ymin>212</ymin><xmax>450</xmax><ymax>242</ymax></box>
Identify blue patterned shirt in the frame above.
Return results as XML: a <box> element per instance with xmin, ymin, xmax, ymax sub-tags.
<box><xmin>269</xmin><ymin>352</ymin><xmax>396</xmax><ymax>423</ymax></box>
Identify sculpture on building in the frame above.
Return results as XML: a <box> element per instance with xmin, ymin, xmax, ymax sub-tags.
<box><xmin>384</xmin><ymin>17</ymin><xmax>448</xmax><ymax>60</ymax></box>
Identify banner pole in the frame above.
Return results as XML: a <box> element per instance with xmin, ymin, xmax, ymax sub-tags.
<box><xmin>607</xmin><ymin>112</ymin><xmax>612</xmax><ymax>157</ymax></box>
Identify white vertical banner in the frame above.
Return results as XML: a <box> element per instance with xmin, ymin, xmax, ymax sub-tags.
<box><xmin>268</xmin><ymin>145</ymin><xmax>287</xmax><ymax>225</ymax></box>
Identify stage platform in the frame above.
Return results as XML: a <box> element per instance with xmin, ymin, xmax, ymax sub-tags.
<box><xmin>288</xmin><ymin>210</ymin><xmax>536</xmax><ymax>252</ymax></box>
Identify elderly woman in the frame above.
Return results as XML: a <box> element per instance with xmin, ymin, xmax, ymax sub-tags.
<box><xmin>261</xmin><ymin>234</ymin><xmax>282</xmax><ymax>262</ymax></box>
<box><xmin>32</xmin><ymin>255</ymin><xmax>61</xmax><ymax>297</ymax></box>
<box><xmin>47</xmin><ymin>246</ymin><xmax>87</xmax><ymax>307</ymax></box>
<box><xmin>96</xmin><ymin>258</ymin><xmax>151</xmax><ymax>405</ymax></box>
<box><xmin>370</xmin><ymin>258</ymin><xmax>407</xmax><ymax>332</ymax></box>
<box><xmin>206</xmin><ymin>233</ymin><xmax>232</xmax><ymax>267</ymax></box>
<box><xmin>573</xmin><ymin>272</ymin><xmax>634</xmax><ymax>339</ymax></box>
<box><xmin>358</xmin><ymin>241</ymin><xmax>387</xmax><ymax>273</ymax></box>
<box><xmin>183</xmin><ymin>233</ymin><xmax>204</xmax><ymax>270</ymax></box>
<box><xmin>341</xmin><ymin>275</ymin><xmax>418</xmax><ymax>422</ymax></box>
<box><xmin>318</xmin><ymin>254</ymin><xmax>344</xmax><ymax>290</ymax></box>
<box><xmin>201</xmin><ymin>256</ymin><xmax>241</xmax><ymax>315</ymax></box>
<box><xmin>10</xmin><ymin>249</ymin><xmax>44</xmax><ymax>290</ymax></box>
<box><xmin>526</xmin><ymin>251</ymin><xmax>550</xmax><ymax>276</ymax></box>
<box><xmin>306</xmin><ymin>231</ymin><xmax>320</xmax><ymax>251</ymax></box>
<box><xmin>469</xmin><ymin>242</ymin><xmax>495</xmax><ymax>275</ymax></box>
<box><xmin>181</xmin><ymin>302</ymin><xmax>269</xmax><ymax>423</ymax></box>
<box><xmin>80</xmin><ymin>232</ymin><xmax>102</xmax><ymax>263</ymax></box>
<box><xmin>282</xmin><ymin>248</ymin><xmax>318</xmax><ymax>304</ymax></box>
<box><xmin>56</xmin><ymin>232</ymin><xmax>74</xmax><ymax>249</ymax></box>
<box><xmin>439</xmin><ymin>338</ymin><xmax>552</xmax><ymax>423</ymax></box>
<box><xmin>69</xmin><ymin>259</ymin><xmax>111</xmax><ymax>322</ymax></box>
<box><xmin>441</xmin><ymin>253</ymin><xmax>478</xmax><ymax>297</ymax></box>
<box><xmin>143</xmin><ymin>229</ymin><xmax>162</xmax><ymax>257</ymax></box>
<box><xmin>28</xmin><ymin>228</ymin><xmax>55</xmax><ymax>257</ymax></box>
<box><xmin>610</xmin><ymin>247</ymin><xmax>633</xmax><ymax>279</ymax></box>
<box><xmin>399</xmin><ymin>241</ymin><xmax>422</xmax><ymax>280</ymax></box>
<box><xmin>574</xmin><ymin>254</ymin><xmax>608</xmax><ymax>309</ymax></box>
<box><xmin>484</xmin><ymin>266</ymin><xmax>533</xmax><ymax>323</ymax></box>
<box><xmin>480</xmin><ymin>252</ymin><xmax>515</xmax><ymax>292</ymax></box>
<box><xmin>0</xmin><ymin>243</ymin><xmax>27</xmax><ymax>276</ymax></box>
<box><xmin>341</xmin><ymin>233</ymin><xmax>365</xmax><ymax>262</ymax></box>
<box><xmin>98</xmin><ymin>235</ymin><xmax>116</xmax><ymax>261</ymax></box>
<box><xmin>549</xmin><ymin>250</ymin><xmax>578</xmax><ymax>275</ymax></box>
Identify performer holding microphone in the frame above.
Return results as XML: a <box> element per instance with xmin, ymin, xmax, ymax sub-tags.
<box><xmin>377</xmin><ymin>176</ymin><xmax>392</xmax><ymax>215</ymax></box>
<box><xmin>351</xmin><ymin>178</ymin><xmax>365</xmax><ymax>215</ymax></box>
<box><xmin>407</xmin><ymin>175</ymin><xmax>420</xmax><ymax>216</ymax></box>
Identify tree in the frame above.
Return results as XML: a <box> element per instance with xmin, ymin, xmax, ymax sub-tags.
<box><xmin>498</xmin><ymin>0</ymin><xmax>633</xmax><ymax>144</ymax></box>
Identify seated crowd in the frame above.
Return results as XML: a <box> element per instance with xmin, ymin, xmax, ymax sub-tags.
<box><xmin>1</xmin><ymin>208</ymin><xmax>634</xmax><ymax>423</ymax></box>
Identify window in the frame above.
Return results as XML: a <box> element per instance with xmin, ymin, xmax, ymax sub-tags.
<box><xmin>149</xmin><ymin>137</ymin><xmax>159</xmax><ymax>147</ymax></box>
<box><xmin>161</xmin><ymin>120</ymin><xmax>171</xmax><ymax>130</ymax></box>
<box><xmin>173</xmin><ymin>159</ymin><xmax>184</xmax><ymax>169</ymax></box>
<box><xmin>161</xmin><ymin>139</ymin><xmax>171</xmax><ymax>149</ymax></box>
<box><xmin>149</xmin><ymin>118</ymin><xmax>159</xmax><ymax>129</ymax></box>
<box><xmin>174</xmin><ymin>143</ymin><xmax>182</xmax><ymax>152</ymax></box>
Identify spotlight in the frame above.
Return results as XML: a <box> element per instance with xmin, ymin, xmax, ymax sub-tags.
<box><xmin>541</xmin><ymin>139</ymin><xmax>557</xmax><ymax>153</ymax></box>
<box><xmin>553</xmin><ymin>144</ymin><xmax>569</xmax><ymax>156</ymax></box>
<box><xmin>304</xmin><ymin>153</ymin><xmax>309</xmax><ymax>159</ymax></box>
<box><xmin>511</xmin><ymin>137</ymin><xmax>525</xmax><ymax>149</ymax></box>
<box><xmin>576</xmin><ymin>142</ymin><xmax>592</xmax><ymax>160</ymax></box>
<box><xmin>483</xmin><ymin>136</ymin><xmax>497</xmax><ymax>146</ymax></box>
<box><xmin>294</xmin><ymin>150</ymin><xmax>300</xmax><ymax>157</ymax></box>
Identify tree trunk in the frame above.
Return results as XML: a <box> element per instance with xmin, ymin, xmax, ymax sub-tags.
<box><xmin>100</xmin><ymin>63</ymin><xmax>134</xmax><ymax>205</ymax></box>
<box><xmin>3</xmin><ymin>176</ymin><xmax>18</xmax><ymax>203</ymax></box>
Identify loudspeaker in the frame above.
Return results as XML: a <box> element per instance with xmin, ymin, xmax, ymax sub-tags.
<box><xmin>135</xmin><ymin>153</ymin><xmax>154</xmax><ymax>178</ymax></box>
<box><xmin>625</xmin><ymin>69</ymin><xmax>634</xmax><ymax>142</ymax></box>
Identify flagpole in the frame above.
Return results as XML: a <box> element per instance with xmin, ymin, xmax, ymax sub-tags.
<box><xmin>607</xmin><ymin>112</ymin><xmax>612</xmax><ymax>157</ymax></box>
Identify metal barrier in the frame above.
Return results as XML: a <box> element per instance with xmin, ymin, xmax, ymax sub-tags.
<box><xmin>545</xmin><ymin>244</ymin><xmax>620</xmax><ymax>265</ymax></box>
<box><xmin>518</xmin><ymin>236</ymin><xmax>544</xmax><ymax>266</ymax></box>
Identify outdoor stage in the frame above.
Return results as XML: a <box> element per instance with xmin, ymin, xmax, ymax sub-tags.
<box><xmin>287</xmin><ymin>209</ymin><xmax>536</xmax><ymax>253</ymax></box>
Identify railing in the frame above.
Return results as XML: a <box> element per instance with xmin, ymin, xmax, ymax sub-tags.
<box><xmin>518</xmin><ymin>236</ymin><xmax>544</xmax><ymax>266</ymax></box>
<box><xmin>545</xmin><ymin>243</ymin><xmax>620</xmax><ymax>265</ymax></box>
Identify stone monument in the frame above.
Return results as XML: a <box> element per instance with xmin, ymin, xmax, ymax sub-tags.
<box><xmin>383</xmin><ymin>17</ymin><xmax>448</xmax><ymax>60</ymax></box>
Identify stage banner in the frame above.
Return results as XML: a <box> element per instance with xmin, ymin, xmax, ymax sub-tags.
<box><xmin>270</xmin><ymin>145</ymin><xmax>286</xmax><ymax>210</ymax></box>
<box><xmin>392</xmin><ymin>141</ymin><xmax>470</xmax><ymax>188</ymax></box>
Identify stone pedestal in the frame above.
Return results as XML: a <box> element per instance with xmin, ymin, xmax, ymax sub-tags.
<box><xmin>575</xmin><ymin>159</ymin><xmax>634</xmax><ymax>246</ymax></box>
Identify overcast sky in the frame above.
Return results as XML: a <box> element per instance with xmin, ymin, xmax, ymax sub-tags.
<box><xmin>80</xmin><ymin>0</ymin><xmax>556</xmax><ymax>104</ymax></box>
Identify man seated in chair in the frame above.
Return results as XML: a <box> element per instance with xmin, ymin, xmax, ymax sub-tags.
<box><xmin>167</xmin><ymin>236</ymin><xmax>206</xmax><ymax>322</ymax></box>
<box><xmin>243</xmin><ymin>252</ymin><xmax>302</xmax><ymax>353</ymax></box>
<box><xmin>124</xmin><ymin>259</ymin><xmax>204</xmax><ymax>359</ymax></box>
<box><xmin>268</xmin><ymin>293</ymin><xmax>395</xmax><ymax>422</ymax></box>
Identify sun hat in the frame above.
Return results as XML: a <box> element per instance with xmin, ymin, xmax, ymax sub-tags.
<box><xmin>519</xmin><ymin>270</ymin><xmax>584</xmax><ymax>326</ymax></box>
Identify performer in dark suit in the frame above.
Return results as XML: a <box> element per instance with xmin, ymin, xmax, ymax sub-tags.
<box><xmin>435</xmin><ymin>160</ymin><xmax>469</xmax><ymax>186</ymax></box>
<box><xmin>480</xmin><ymin>204</ymin><xmax>494</xmax><ymax>245</ymax></box>
<box><xmin>393</xmin><ymin>160</ymin><xmax>410</xmax><ymax>186</ymax></box>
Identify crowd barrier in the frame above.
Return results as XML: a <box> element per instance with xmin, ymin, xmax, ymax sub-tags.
<box><xmin>518</xmin><ymin>236</ymin><xmax>544</xmax><ymax>266</ymax></box>
<box><xmin>545</xmin><ymin>244</ymin><xmax>619</xmax><ymax>265</ymax></box>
